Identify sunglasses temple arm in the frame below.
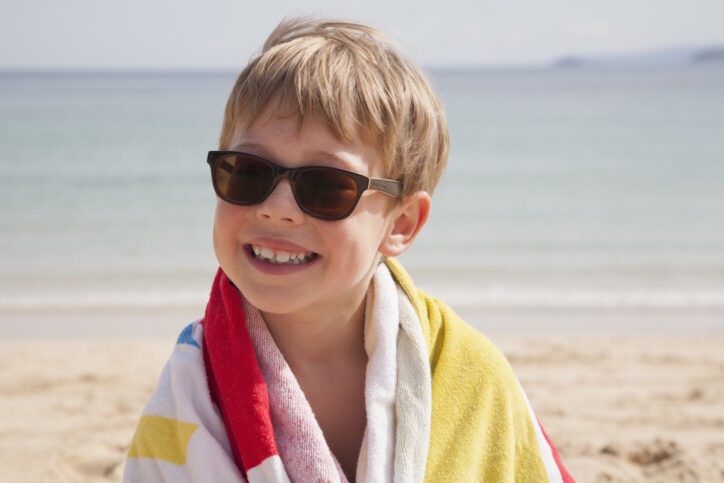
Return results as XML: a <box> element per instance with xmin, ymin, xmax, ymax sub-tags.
<box><xmin>369</xmin><ymin>178</ymin><xmax>402</xmax><ymax>197</ymax></box>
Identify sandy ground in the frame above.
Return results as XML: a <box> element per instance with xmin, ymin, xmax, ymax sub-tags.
<box><xmin>1</xmin><ymin>320</ymin><xmax>723</xmax><ymax>482</ymax></box>
<box><xmin>496</xmin><ymin>335</ymin><xmax>724</xmax><ymax>482</ymax></box>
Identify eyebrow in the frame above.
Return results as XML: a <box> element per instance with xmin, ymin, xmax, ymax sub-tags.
<box><xmin>228</xmin><ymin>142</ymin><xmax>363</xmax><ymax>172</ymax></box>
<box><xmin>309</xmin><ymin>150</ymin><xmax>362</xmax><ymax>172</ymax></box>
<box><xmin>230</xmin><ymin>141</ymin><xmax>265</xmax><ymax>152</ymax></box>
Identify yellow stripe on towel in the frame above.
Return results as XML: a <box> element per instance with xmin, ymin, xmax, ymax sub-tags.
<box><xmin>385</xmin><ymin>257</ymin><xmax>549</xmax><ymax>481</ymax></box>
<box><xmin>128</xmin><ymin>415</ymin><xmax>199</xmax><ymax>465</ymax></box>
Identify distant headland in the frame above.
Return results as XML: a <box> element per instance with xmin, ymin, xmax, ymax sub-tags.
<box><xmin>553</xmin><ymin>46</ymin><xmax>724</xmax><ymax>68</ymax></box>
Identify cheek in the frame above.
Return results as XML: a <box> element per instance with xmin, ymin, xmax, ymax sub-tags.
<box><xmin>213</xmin><ymin>202</ymin><xmax>248</xmax><ymax>255</ymax></box>
<box><xmin>212</xmin><ymin>205</ymin><xmax>228</xmax><ymax>264</ymax></box>
<box><xmin>212</xmin><ymin>202</ymin><xmax>228</xmax><ymax>244</ymax></box>
<box><xmin>328</xmin><ymin>215</ymin><xmax>390</xmax><ymax>269</ymax></box>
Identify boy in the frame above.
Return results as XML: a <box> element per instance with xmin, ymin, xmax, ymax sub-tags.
<box><xmin>124</xmin><ymin>17</ymin><xmax>572</xmax><ymax>482</ymax></box>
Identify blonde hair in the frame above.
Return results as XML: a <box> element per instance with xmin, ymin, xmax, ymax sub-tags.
<box><xmin>218</xmin><ymin>17</ymin><xmax>449</xmax><ymax>197</ymax></box>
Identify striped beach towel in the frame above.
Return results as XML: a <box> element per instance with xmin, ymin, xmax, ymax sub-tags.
<box><xmin>124</xmin><ymin>259</ymin><xmax>573</xmax><ymax>482</ymax></box>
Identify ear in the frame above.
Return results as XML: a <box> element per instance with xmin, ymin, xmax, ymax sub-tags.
<box><xmin>379</xmin><ymin>191</ymin><xmax>431</xmax><ymax>257</ymax></box>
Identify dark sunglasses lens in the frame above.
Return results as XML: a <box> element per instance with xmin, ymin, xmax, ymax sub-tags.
<box><xmin>213</xmin><ymin>154</ymin><xmax>274</xmax><ymax>204</ymax></box>
<box><xmin>296</xmin><ymin>168</ymin><xmax>359</xmax><ymax>219</ymax></box>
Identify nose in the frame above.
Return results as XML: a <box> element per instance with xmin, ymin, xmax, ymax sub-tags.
<box><xmin>256</xmin><ymin>178</ymin><xmax>305</xmax><ymax>224</ymax></box>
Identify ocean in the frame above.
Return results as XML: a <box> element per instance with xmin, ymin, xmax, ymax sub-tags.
<box><xmin>1</xmin><ymin>65</ymin><xmax>723</xmax><ymax>319</ymax></box>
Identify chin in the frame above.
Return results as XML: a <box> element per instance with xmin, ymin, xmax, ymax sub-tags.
<box><xmin>239</xmin><ymin>286</ymin><xmax>308</xmax><ymax>316</ymax></box>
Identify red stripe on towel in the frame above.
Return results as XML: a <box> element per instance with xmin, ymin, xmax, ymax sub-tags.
<box><xmin>202</xmin><ymin>268</ymin><xmax>279</xmax><ymax>474</ymax></box>
<box><xmin>537</xmin><ymin>418</ymin><xmax>575</xmax><ymax>482</ymax></box>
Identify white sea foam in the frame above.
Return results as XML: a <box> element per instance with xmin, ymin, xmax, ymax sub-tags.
<box><xmin>0</xmin><ymin>290</ymin><xmax>208</xmax><ymax>310</ymax></box>
<box><xmin>417</xmin><ymin>285</ymin><xmax>724</xmax><ymax>309</ymax></box>
<box><xmin>2</xmin><ymin>287</ymin><xmax>724</xmax><ymax>310</ymax></box>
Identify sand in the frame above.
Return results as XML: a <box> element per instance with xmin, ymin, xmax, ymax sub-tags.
<box><xmin>1</xmin><ymin>314</ymin><xmax>723</xmax><ymax>482</ymax></box>
<box><xmin>496</xmin><ymin>335</ymin><xmax>724</xmax><ymax>482</ymax></box>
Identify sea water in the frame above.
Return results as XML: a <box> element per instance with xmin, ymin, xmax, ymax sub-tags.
<box><xmin>1</xmin><ymin>65</ymin><xmax>723</xmax><ymax>315</ymax></box>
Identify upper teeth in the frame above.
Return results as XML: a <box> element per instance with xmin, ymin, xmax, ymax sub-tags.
<box><xmin>251</xmin><ymin>245</ymin><xmax>313</xmax><ymax>264</ymax></box>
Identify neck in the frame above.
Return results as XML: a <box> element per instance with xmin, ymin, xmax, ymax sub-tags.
<box><xmin>260</xmin><ymin>292</ymin><xmax>369</xmax><ymax>373</ymax></box>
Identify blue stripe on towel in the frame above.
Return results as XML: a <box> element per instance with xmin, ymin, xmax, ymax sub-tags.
<box><xmin>177</xmin><ymin>323</ymin><xmax>200</xmax><ymax>348</ymax></box>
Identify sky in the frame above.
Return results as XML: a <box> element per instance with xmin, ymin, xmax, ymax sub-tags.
<box><xmin>2</xmin><ymin>0</ymin><xmax>723</xmax><ymax>70</ymax></box>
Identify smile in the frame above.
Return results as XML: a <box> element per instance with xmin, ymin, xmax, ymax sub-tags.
<box><xmin>248</xmin><ymin>244</ymin><xmax>319</xmax><ymax>265</ymax></box>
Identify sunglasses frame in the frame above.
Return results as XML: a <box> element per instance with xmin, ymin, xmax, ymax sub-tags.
<box><xmin>207</xmin><ymin>150</ymin><xmax>402</xmax><ymax>220</ymax></box>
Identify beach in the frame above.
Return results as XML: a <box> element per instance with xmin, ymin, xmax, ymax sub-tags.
<box><xmin>1</xmin><ymin>67</ymin><xmax>723</xmax><ymax>482</ymax></box>
<box><xmin>1</xmin><ymin>308</ymin><xmax>723</xmax><ymax>482</ymax></box>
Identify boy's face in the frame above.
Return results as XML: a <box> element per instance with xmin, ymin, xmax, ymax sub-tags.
<box><xmin>213</xmin><ymin>103</ymin><xmax>398</xmax><ymax>321</ymax></box>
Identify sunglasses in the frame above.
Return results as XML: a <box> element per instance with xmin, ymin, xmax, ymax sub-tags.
<box><xmin>207</xmin><ymin>151</ymin><xmax>402</xmax><ymax>220</ymax></box>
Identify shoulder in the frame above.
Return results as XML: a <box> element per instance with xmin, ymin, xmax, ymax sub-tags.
<box><xmin>385</xmin><ymin>257</ymin><xmax>513</xmax><ymax>381</ymax></box>
<box><xmin>386</xmin><ymin>259</ymin><xmax>562</xmax><ymax>481</ymax></box>
<box><xmin>140</xmin><ymin>321</ymin><xmax>208</xmax><ymax>413</ymax></box>
<box><xmin>124</xmin><ymin>320</ymin><xmax>241</xmax><ymax>482</ymax></box>
<box><xmin>416</xmin><ymin>291</ymin><xmax>518</xmax><ymax>398</ymax></box>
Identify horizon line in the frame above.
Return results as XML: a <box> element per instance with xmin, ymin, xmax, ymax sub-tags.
<box><xmin>0</xmin><ymin>62</ymin><xmax>551</xmax><ymax>75</ymax></box>
<box><xmin>2</xmin><ymin>44</ymin><xmax>722</xmax><ymax>76</ymax></box>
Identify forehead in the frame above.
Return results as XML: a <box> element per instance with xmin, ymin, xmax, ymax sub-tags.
<box><xmin>230</xmin><ymin>101</ymin><xmax>386</xmax><ymax>176</ymax></box>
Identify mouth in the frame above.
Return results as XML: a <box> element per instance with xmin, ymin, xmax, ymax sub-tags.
<box><xmin>246</xmin><ymin>244</ymin><xmax>319</xmax><ymax>265</ymax></box>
